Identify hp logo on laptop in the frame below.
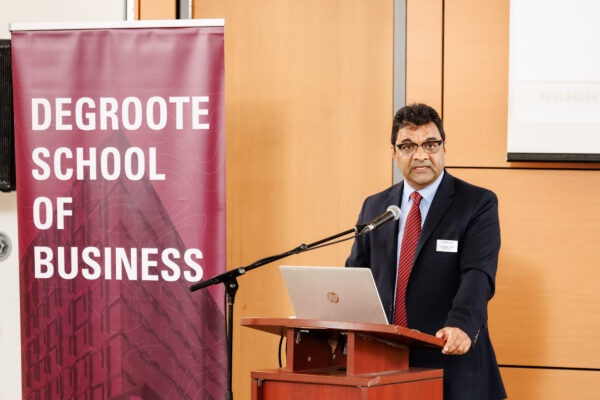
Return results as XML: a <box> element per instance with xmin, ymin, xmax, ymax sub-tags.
<box><xmin>326</xmin><ymin>291</ymin><xmax>339</xmax><ymax>304</ymax></box>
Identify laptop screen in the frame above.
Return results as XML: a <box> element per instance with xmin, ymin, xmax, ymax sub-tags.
<box><xmin>280</xmin><ymin>266</ymin><xmax>388</xmax><ymax>325</ymax></box>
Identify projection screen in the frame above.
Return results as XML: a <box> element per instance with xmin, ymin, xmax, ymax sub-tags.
<box><xmin>507</xmin><ymin>0</ymin><xmax>600</xmax><ymax>162</ymax></box>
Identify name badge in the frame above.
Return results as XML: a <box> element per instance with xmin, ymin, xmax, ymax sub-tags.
<box><xmin>436</xmin><ymin>239</ymin><xmax>458</xmax><ymax>253</ymax></box>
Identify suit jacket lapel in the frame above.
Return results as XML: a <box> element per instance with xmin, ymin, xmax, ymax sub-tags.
<box><xmin>414</xmin><ymin>171</ymin><xmax>455</xmax><ymax>261</ymax></box>
<box><xmin>385</xmin><ymin>183</ymin><xmax>403</xmax><ymax>273</ymax></box>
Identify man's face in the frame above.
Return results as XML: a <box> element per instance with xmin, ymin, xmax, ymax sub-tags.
<box><xmin>392</xmin><ymin>122</ymin><xmax>446</xmax><ymax>190</ymax></box>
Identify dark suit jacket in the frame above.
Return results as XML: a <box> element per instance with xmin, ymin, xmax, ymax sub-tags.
<box><xmin>346</xmin><ymin>171</ymin><xmax>506</xmax><ymax>400</ymax></box>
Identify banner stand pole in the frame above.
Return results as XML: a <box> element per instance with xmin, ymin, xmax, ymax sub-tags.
<box><xmin>225</xmin><ymin>277</ymin><xmax>238</xmax><ymax>400</ymax></box>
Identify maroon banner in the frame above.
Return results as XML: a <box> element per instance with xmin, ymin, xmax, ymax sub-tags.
<box><xmin>12</xmin><ymin>23</ymin><xmax>226</xmax><ymax>399</ymax></box>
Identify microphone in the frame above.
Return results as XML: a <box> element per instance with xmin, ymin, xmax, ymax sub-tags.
<box><xmin>360</xmin><ymin>205</ymin><xmax>401</xmax><ymax>233</ymax></box>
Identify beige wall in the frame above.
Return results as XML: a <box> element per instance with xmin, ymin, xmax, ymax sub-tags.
<box><xmin>0</xmin><ymin>0</ymin><xmax>125</xmax><ymax>39</ymax></box>
<box><xmin>0</xmin><ymin>192</ymin><xmax>20</xmax><ymax>400</ymax></box>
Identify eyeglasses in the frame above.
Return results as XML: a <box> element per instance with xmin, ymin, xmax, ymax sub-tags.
<box><xmin>396</xmin><ymin>140</ymin><xmax>444</xmax><ymax>156</ymax></box>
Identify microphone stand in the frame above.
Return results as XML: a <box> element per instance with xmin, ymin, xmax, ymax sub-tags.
<box><xmin>189</xmin><ymin>224</ymin><xmax>367</xmax><ymax>400</ymax></box>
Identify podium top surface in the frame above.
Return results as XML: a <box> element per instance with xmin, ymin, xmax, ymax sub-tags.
<box><xmin>241</xmin><ymin>317</ymin><xmax>444</xmax><ymax>349</ymax></box>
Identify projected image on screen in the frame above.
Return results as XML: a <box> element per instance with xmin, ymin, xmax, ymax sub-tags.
<box><xmin>507</xmin><ymin>0</ymin><xmax>600</xmax><ymax>162</ymax></box>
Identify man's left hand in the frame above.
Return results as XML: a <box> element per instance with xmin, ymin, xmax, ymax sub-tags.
<box><xmin>435</xmin><ymin>327</ymin><xmax>471</xmax><ymax>355</ymax></box>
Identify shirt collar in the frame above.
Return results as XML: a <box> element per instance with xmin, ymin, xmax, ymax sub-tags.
<box><xmin>402</xmin><ymin>170</ymin><xmax>445</xmax><ymax>205</ymax></box>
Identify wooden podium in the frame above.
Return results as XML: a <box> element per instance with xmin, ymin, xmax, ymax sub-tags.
<box><xmin>241</xmin><ymin>318</ymin><xmax>445</xmax><ymax>399</ymax></box>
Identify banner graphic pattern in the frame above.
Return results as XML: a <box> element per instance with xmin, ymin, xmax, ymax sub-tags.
<box><xmin>12</xmin><ymin>25</ymin><xmax>226</xmax><ymax>399</ymax></box>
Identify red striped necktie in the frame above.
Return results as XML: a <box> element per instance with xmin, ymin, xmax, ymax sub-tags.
<box><xmin>393</xmin><ymin>191</ymin><xmax>422</xmax><ymax>326</ymax></box>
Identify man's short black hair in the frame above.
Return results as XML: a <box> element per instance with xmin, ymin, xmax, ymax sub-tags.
<box><xmin>391</xmin><ymin>103</ymin><xmax>445</xmax><ymax>145</ymax></box>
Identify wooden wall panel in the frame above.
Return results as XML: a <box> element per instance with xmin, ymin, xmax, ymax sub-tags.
<box><xmin>405</xmin><ymin>0</ymin><xmax>600</xmax><ymax>395</ymax></box>
<box><xmin>448</xmin><ymin>168</ymin><xmax>600</xmax><ymax>369</ymax></box>
<box><xmin>442</xmin><ymin>0</ymin><xmax>600</xmax><ymax>169</ymax></box>
<box><xmin>406</xmin><ymin>0</ymin><xmax>443</xmax><ymax>111</ymax></box>
<box><xmin>192</xmin><ymin>1</ymin><xmax>394</xmax><ymax>399</ymax></box>
<box><xmin>500</xmin><ymin>367</ymin><xmax>600</xmax><ymax>400</ymax></box>
<box><xmin>443</xmin><ymin>0</ymin><xmax>510</xmax><ymax>167</ymax></box>
<box><xmin>138</xmin><ymin>0</ymin><xmax>176</xmax><ymax>20</ymax></box>
<box><xmin>137</xmin><ymin>0</ymin><xmax>600</xmax><ymax>398</ymax></box>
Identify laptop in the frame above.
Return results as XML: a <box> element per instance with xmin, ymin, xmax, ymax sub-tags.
<box><xmin>279</xmin><ymin>266</ymin><xmax>389</xmax><ymax>324</ymax></box>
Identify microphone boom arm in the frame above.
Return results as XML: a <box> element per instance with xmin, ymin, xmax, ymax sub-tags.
<box><xmin>188</xmin><ymin>218</ymin><xmax>386</xmax><ymax>400</ymax></box>
<box><xmin>189</xmin><ymin>225</ymin><xmax>362</xmax><ymax>292</ymax></box>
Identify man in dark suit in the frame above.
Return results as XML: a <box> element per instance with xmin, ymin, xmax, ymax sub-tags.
<box><xmin>346</xmin><ymin>103</ymin><xmax>506</xmax><ymax>399</ymax></box>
